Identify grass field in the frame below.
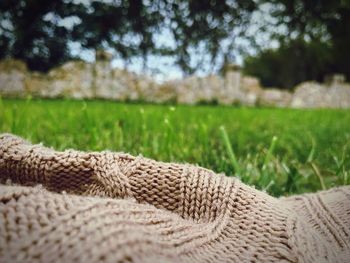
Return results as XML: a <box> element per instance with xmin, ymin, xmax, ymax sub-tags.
<box><xmin>1</xmin><ymin>98</ymin><xmax>350</xmax><ymax>196</ymax></box>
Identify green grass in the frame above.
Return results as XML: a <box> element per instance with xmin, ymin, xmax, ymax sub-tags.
<box><xmin>1</xmin><ymin>98</ymin><xmax>350</xmax><ymax>196</ymax></box>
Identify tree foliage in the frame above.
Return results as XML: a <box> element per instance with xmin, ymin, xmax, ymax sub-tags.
<box><xmin>0</xmin><ymin>0</ymin><xmax>256</xmax><ymax>74</ymax></box>
<box><xmin>244</xmin><ymin>0</ymin><xmax>350</xmax><ymax>89</ymax></box>
<box><xmin>0</xmin><ymin>0</ymin><xmax>73</xmax><ymax>71</ymax></box>
<box><xmin>244</xmin><ymin>39</ymin><xmax>334</xmax><ymax>89</ymax></box>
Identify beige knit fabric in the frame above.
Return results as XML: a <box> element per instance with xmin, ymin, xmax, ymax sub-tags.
<box><xmin>0</xmin><ymin>133</ymin><xmax>349</xmax><ymax>263</ymax></box>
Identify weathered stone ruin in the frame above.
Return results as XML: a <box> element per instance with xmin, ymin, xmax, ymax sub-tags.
<box><xmin>0</xmin><ymin>56</ymin><xmax>349</xmax><ymax>108</ymax></box>
<box><xmin>291</xmin><ymin>76</ymin><xmax>350</xmax><ymax>108</ymax></box>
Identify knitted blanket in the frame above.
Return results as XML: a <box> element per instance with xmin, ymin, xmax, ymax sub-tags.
<box><xmin>0</xmin><ymin>134</ymin><xmax>349</xmax><ymax>263</ymax></box>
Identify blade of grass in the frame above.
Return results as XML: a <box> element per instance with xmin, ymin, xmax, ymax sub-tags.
<box><xmin>310</xmin><ymin>162</ymin><xmax>326</xmax><ymax>190</ymax></box>
<box><xmin>306</xmin><ymin>135</ymin><xmax>316</xmax><ymax>163</ymax></box>
<box><xmin>263</xmin><ymin>136</ymin><xmax>278</xmax><ymax>170</ymax></box>
<box><xmin>219</xmin><ymin>126</ymin><xmax>240</xmax><ymax>176</ymax></box>
<box><xmin>263</xmin><ymin>180</ymin><xmax>275</xmax><ymax>192</ymax></box>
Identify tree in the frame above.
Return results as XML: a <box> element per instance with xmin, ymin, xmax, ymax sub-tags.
<box><xmin>244</xmin><ymin>38</ymin><xmax>334</xmax><ymax>89</ymax></box>
<box><xmin>0</xmin><ymin>0</ymin><xmax>257</xmax><ymax>74</ymax></box>
<box><xmin>269</xmin><ymin>0</ymin><xmax>350</xmax><ymax>77</ymax></box>
<box><xmin>0</xmin><ymin>0</ymin><xmax>74</xmax><ymax>71</ymax></box>
<box><xmin>243</xmin><ymin>0</ymin><xmax>350</xmax><ymax>89</ymax></box>
<box><xmin>165</xmin><ymin>0</ymin><xmax>256</xmax><ymax>75</ymax></box>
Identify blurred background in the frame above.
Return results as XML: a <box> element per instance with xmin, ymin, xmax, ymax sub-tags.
<box><xmin>1</xmin><ymin>0</ymin><xmax>349</xmax><ymax>86</ymax></box>
<box><xmin>0</xmin><ymin>0</ymin><xmax>350</xmax><ymax>195</ymax></box>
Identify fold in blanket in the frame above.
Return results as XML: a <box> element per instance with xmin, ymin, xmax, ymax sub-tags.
<box><xmin>0</xmin><ymin>134</ymin><xmax>349</xmax><ymax>263</ymax></box>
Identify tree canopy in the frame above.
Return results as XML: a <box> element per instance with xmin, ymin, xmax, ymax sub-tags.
<box><xmin>1</xmin><ymin>0</ymin><xmax>349</xmax><ymax>88</ymax></box>
<box><xmin>0</xmin><ymin>0</ymin><xmax>256</xmax><ymax>74</ymax></box>
<box><xmin>244</xmin><ymin>0</ymin><xmax>350</xmax><ymax>89</ymax></box>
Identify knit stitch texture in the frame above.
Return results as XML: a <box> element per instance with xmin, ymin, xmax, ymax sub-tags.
<box><xmin>0</xmin><ymin>133</ymin><xmax>349</xmax><ymax>262</ymax></box>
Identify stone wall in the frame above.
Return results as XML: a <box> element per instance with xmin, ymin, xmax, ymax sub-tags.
<box><xmin>0</xmin><ymin>58</ymin><xmax>349</xmax><ymax>108</ymax></box>
<box><xmin>291</xmin><ymin>80</ymin><xmax>350</xmax><ymax>108</ymax></box>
